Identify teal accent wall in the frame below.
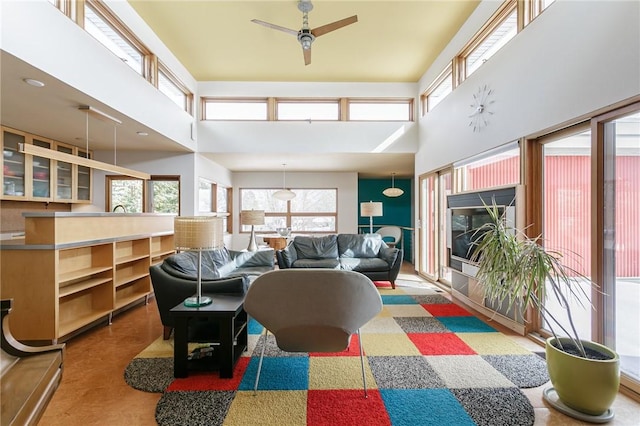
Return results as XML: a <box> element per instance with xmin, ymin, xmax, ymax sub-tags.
<box><xmin>358</xmin><ymin>178</ymin><xmax>412</xmax><ymax>262</ymax></box>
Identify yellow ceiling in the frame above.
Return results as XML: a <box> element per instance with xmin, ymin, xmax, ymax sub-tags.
<box><xmin>128</xmin><ymin>0</ymin><xmax>480</xmax><ymax>82</ymax></box>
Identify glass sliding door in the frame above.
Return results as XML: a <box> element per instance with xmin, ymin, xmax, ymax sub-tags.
<box><xmin>602</xmin><ymin>111</ymin><xmax>640</xmax><ymax>388</ymax></box>
<box><xmin>418</xmin><ymin>173</ymin><xmax>437</xmax><ymax>279</ymax></box>
<box><xmin>438</xmin><ymin>170</ymin><xmax>452</xmax><ymax>285</ymax></box>
<box><xmin>541</xmin><ymin>129</ymin><xmax>592</xmax><ymax>341</ymax></box>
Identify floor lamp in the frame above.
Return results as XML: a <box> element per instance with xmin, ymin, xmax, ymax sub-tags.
<box><xmin>241</xmin><ymin>210</ymin><xmax>265</xmax><ymax>252</ymax></box>
<box><xmin>360</xmin><ymin>201</ymin><xmax>383</xmax><ymax>234</ymax></box>
<box><xmin>174</xmin><ymin>216</ymin><xmax>224</xmax><ymax>307</ymax></box>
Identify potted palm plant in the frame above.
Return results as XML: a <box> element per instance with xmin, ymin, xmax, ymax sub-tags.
<box><xmin>469</xmin><ymin>201</ymin><xmax>619</xmax><ymax>422</ymax></box>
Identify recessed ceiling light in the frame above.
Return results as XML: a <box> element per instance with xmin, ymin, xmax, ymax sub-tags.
<box><xmin>23</xmin><ymin>78</ymin><xmax>45</xmax><ymax>87</ymax></box>
<box><xmin>136</xmin><ymin>131</ymin><xmax>149</xmax><ymax>136</ymax></box>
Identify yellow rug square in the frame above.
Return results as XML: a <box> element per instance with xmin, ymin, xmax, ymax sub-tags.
<box><xmin>224</xmin><ymin>390</ymin><xmax>306</xmax><ymax>426</ymax></box>
<box><xmin>308</xmin><ymin>357</ymin><xmax>376</xmax><ymax>390</ymax></box>
<box><xmin>456</xmin><ymin>332</ymin><xmax>533</xmax><ymax>355</ymax></box>
<box><xmin>361</xmin><ymin>316</ymin><xmax>406</xmax><ymax>334</ymax></box>
<box><xmin>360</xmin><ymin>333</ymin><xmax>421</xmax><ymax>356</ymax></box>
<box><xmin>384</xmin><ymin>304</ymin><xmax>432</xmax><ymax>317</ymax></box>
<box><xmin>135</xmin><ymin>336</ymin><xmax>174</xmax><ymax>358</ymax></box>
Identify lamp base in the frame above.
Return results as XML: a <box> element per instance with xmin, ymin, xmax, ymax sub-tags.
<box><xmin>246</xmin><ymin>225</ymin><xmax>258</xmax><ymax>252</ymax></box>
<box><xmin>184</xmin><ymin>295</ymin><xmax>213</xmax><ymax>307</ymax></box>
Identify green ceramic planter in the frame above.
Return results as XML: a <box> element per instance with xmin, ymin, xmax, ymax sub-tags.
<box><xmin>545</xmin><ymin>337</ymin><xmax>620</xmax><ymax>416</ymax></box>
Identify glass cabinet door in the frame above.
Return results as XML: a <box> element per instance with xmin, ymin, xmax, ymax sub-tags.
<box><xmin>31</xmin><ymin>137</ymin><xmax>52</xmax><ymax>199</ymax></box>
<box><xmin>2</xmin><ymin>129</ymin><xmax>26</xmax><ymax>198</ymax></box>
<box><xmin>55</xmin><ymin>143</ymin><xmax>73</xmax><ymax>201</ymax></box>
<box><xmin>76</xmin><ymin>148</ymin><xmax>91</xmax><ymax>201</ymax></box>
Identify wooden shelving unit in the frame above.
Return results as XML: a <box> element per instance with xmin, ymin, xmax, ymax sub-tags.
<box><xmin>0</xmin><ymin>214</ymin><xmax>175</xmax><ymax>343</ymax></box>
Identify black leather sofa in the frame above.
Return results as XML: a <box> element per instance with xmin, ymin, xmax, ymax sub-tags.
<box><xmin>150</xmin><ymin>248</ymin><xmax>274</xmax><ymax>339</ymax></box>
<box><xmin>275</xmin><ymin>234</ymin><xmax>402</xmax><ymax>288</ymax></box>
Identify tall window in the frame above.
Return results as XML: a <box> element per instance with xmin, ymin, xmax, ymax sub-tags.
<box><xmin>108</xmin><ymin>177</ymin><xmax>143</xmax><ymax>213</ymax></box>
<box><xmin>158</xmin><ymin>63</ymin><xmax>192</xmax><ymax>114</ymax></box>
<box><xmin>198</xmin><ymin>178</ymin><xmax>213</xmax><ymax>213</ymax></box>
<box><xmin>239</xmin><ymin>189</ymin><xmax>337</xmax><ymax>233</ymax></box>
<box><xmin>84</xmin><ymin>0</ymin><xmax>148</xmax><ymax>77</ymax></box>
<box><xmin>601</xmin><ymin>110</ymin><xmax>640</xmax><ymax>386</ymax></box>
<box><xmin>148</xmin><ymin>177</ymin><xmax>179</xmax><ymax>214</ymax></box>
<box><xmin>458</xmin><ymin>0</ymin><xmax>518</xmax><ymax>81</ymax></box>
<box><xmin>422</xmin><ymin>66</ymin><xmax>453</xmax><ymax>114</ymax></box>
<box><xmin>541</xmin><ymin>128</ymin><xmax>592</xmax><ymax>340</ymax></box>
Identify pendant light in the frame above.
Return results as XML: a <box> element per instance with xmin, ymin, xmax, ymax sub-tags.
<box><xmin>273</xmin><ymin>163</ymin><xmax>296</xmax><ymax>201</ymax></box>
<box><xmin>383</xmin><ymin>172</ymin><xmax>404</xmax><ymax>197</ymax></box>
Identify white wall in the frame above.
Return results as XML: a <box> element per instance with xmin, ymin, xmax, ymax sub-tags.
<box><xmin>415</xmin><ymin>0</ymin><xmax>640</xmax><ymax>174</ymax></box>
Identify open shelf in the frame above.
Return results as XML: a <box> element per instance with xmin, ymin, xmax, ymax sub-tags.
<box><xmin>115</xmin><ymin>277</ymin><xmax>150</xmax><ymax>309</ymax></box>
<box><xmin>115</xmin><ymin>271</ymin><xmax>148</xmax><ymax>288</ymax></box>
<box><xmin>59</xmin><ymin>266</ymin><xmax>112</xmax><ymax>285</ymax></box>
<box><xmin>59</xmin><ymin>277</ymin><xmax>112</xmax><ymax>298</ymax></box>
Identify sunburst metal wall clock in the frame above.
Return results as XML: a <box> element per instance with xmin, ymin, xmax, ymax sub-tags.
<box><xmin>469</xmin><ymin>85</ymin><xmax>494</xmax><ymax>132</ymax></box>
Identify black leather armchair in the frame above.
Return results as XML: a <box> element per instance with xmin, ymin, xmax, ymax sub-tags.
<box><xmin>150</xmin><ymin>248</ymin><xmax>274</xmax><ymax>339</ymax></box>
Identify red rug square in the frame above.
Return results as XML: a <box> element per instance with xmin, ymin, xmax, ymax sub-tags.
<box><xmin>373</xmin><ymin>281</ymin><xmax>392</xmax><ymax>288</ymax></box>
<box><xmin>408</xmin><ymin>333</ymin><xmax>477</xmax><ymax>355</ymax></box>
<box><xmin>307</xmin><ymin>389</ymin><xmax>391</xmax><ymax>426</ymax></box>
<box><xmin>310</xmin><ymin>335</ymin><xmax>361</xmax><ymax>357</ymax></box>
<box><xmin>166</xmin><ymin>357</ymin><xmax>250</xmax><ymax>391</ymax></box>
<box><xmin>423</xmin><ymin>303</ymin><xmax>472</xmax><ymax>317</ymax></box>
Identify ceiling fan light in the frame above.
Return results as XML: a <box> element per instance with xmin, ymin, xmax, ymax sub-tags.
<box><xmin>273</xmin><ymin>189</ymin><xmax>296</xmax><ymax>201</ymax></box>
<box><xmin>383</xmin><ymin>187</ymin><xmax>404</xmax><ymax>197</ymax></box>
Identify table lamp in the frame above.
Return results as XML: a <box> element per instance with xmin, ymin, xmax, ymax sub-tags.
<box><xmin>360</xmin><ymin>201</ymin><xmax>383</xmax><ymax>234</ymax></box>
<box><xmin>174</xmin><ymin>216</ymin><xmax>224</xmax><ymax>307</ymax></box>
<box><xmin>241</xmin><ymin>210</ymin><xmax>265</xmax><ymax>252</ymax></box>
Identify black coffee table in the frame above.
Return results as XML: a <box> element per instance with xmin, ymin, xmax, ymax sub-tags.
<box><xmin>170</xmin><ymin>293</ymin><xmax>247</xmax><ymax>378</ymax></box>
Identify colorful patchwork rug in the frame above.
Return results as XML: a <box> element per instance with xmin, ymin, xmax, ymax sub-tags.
<box><xmin>125</xmin><ymin>279</ymin><xmax>549</xmax><ymax>425</ymax></box>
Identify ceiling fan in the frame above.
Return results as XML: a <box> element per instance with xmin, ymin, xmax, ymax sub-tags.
<box><xmin>251</xmin><ymin>0</ymin><xmax>357</xmax><ymax>66</ymax></box>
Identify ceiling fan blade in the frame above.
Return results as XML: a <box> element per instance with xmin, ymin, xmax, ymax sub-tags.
<box><xmin>251</xmin><ymin>19</ymin><xmax>299</xmax><ymax>36</ymax></box>
<box><xmin>311</xmin><ymin>15</ymin><xmax>357</xmax><ymax>37</ymax></box>
<box><xmin>303</xmin><ymin>47</ymin><xmax>311</xmax><ymax>66</ymax></box>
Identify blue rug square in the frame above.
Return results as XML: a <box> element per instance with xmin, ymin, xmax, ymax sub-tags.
<box><xmin>247</xmin><ymin>318</ymin><xmax>264</xmax><ymax>335</ymax></box>
<box><xmin>238</xmin><ymin>356</ymin><xmax>308</xmax><ymax>391</ymax></box>
<box><xmin>381</xmin><ymin>295</ymin><xmax>418</xmax><ymax>305</ymax></box>
<box><xmin>437</xmin><ymin>316</ymin><xmax>497</xmax><ymax>333</ymax></box>
<box><xmin>380</xmin><ymin>388</ymin><xmax>476</xmax><ymax>426</ymax></box>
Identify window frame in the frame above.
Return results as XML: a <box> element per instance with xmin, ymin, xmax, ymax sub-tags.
<box><xmin>83</xmin><ymin>0</ymin><xmax>153</xmax><ymax>80</ymax></box>
<box><xmin>347</xmin><ymin>98</ymin><xmax>414</xmax><ymax>122</ymax></box>
<box><xmin>106</xmin><ymin>175</ymin><xmax>180</xmax><ymax>214</ymax></box>
<box><xmin>456</xmin><ymin>0</ymin><xmax>519</xmax><ymax>84</ymax></box>
<box><xmin>157</xmin><ymin>61</ymin><xmax>193</xmax><ymax>115</ymax></box>
<box><xmin>202</xmin><ymin>97</ymin><xmax>269</xmax><ymax>121</ymax></box>
<box><xmin>275</xmin><ymin>98</ymin><xmax>341</xmax><ymax>121</ymax></box>
<box><xmin>239</xmin><ymin>188</ymin><xmax>338</xmax><ymax>234</ymax></box>
<box><xmin>421</xmin><ymin>64</ymin><xmax>454</xmax><ymax>115</ymax></box>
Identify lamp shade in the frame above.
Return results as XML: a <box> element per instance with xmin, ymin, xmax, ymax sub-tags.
<box><xmin>174</xmin><ymin>216</ymin><xmax>224</xmax><ymax>251</ymax></box>
<box><xmin>360</xmin><ymin>202</ymin><xmax>383</xmax><ymax>217</ymax></box>
<box><xmin>383</xmin><ymin>173</ymin><xmax>404</xmax><ymax>197</ymax></box>
<box><xmin>383</xmin><ymin>187</ymin><xmax>404</xmax><ymax>197</ymax></box>
<box><xmin>273</xmin><ymin>189</ymin><xmax>296</xmax><ymax>201</ymax></box>
<box><xmin>241</xmin><ymin>210</ymin><xmax>265</xmax><ymax>226</ymax></box>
